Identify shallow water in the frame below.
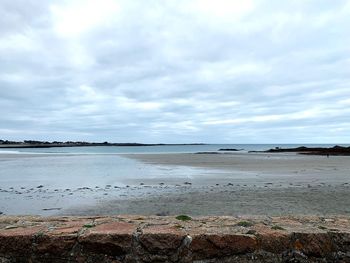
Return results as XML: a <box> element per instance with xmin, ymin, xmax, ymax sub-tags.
<box><xmin>0</xmin><ymin>153</ymin><xmax>226</xmax><ymax>215</ymax></box>
<box><xmin>0</xmin><ymin>154</ymin><xmax>221</xmax><ymax>190</ymax></box>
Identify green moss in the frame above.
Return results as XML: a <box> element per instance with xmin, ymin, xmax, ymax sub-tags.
<box><xmin>83</xmin><ymin>224</ymin><xmax>95</xmax><ymax>228</ymax></box>
<box><xmin>271</xmin><ymin>225</ymin><xmax>285</xmax><ymax>230</ymax></box>
<box><xmin>318</xmin><ymin>225</ymin><xmax>327</xmax><ymax>230</ymax></box>
<box><xmin>176</xmin><ymin>215</ymin><xmax>192</xmax><ymax>221</ymax></box>
<box><xmin>236</xmin><ymin>221</ymin><xmax>254</xmax><ymax>227</ymax></box>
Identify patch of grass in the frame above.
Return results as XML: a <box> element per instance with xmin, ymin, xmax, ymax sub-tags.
<box><xmin>83</xmin><ymin>224</ymin><xmax>95</xmax><ymax>228</ymax></box>
<box><xmin>236</xmin><ymin>221</ymin><xmax>254</xmax><ymax>227</ymax></box>
<box><xmin>176</xmin><ymin>215</ymin><xmax>192</xmax><ymax>221</ymax></box>
<box><xmin>318</xmin><ymin>225</ymin><xmax>327</xmax><ymax>230</ymax></box>
<box><xmin>135</xmin><ymin>217</ymin><xmax>145</xmax><ymax>220</ymax></box>
<box><xmin>271</xmin><ymin>225</ymin><xmax>285</xmax><ymax>231</ymax></box>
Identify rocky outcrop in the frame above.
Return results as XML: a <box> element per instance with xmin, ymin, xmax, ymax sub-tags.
<box><xmin>0</xmin><ymin>215</ymin><xmax>349</xmax><ymax>262</ymax></box>
<box><xmin>251</xmin><ymin>145</ymin><xmax>350</xmax><ymax>156</ymax></box>
<box><xmin>218</xmin><ymin>149</ymin><xmax>243</xmax><ymax>151</ymax></box>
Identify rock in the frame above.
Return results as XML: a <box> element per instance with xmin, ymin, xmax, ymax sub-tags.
<box><xmin>195</xmin><ymin>151</ymin><xmax>220</xmax><ymax>154</ymax></box>
<box><xmin>139</xmin><ymin>225</ymin><xmax>185</xmax><ymax>255</ymax></box>
<box><xmin>79</xmin><ymin>221</ymin><xmax>136</xmax><ymax>257</ymax></box>
<box><xmin>252</xmin><ymin>145</ymin><xmax>350</xmax><ymax>156</ymax></box>
<box><xmin>0</xmin><ymin>215</ymin><xmax>349</xmax><ymax>262</ymax></box>
<box><xmin>42</xmin><ymin>208</ymin><xmax>62</xmax><ymax>211</ymax></box>
<box><xmin>191</xmin><ymin>234</ymin><xmax>257</xmax><ymax>259</ymax></box>
<box><xmin>292</xmin><ymin>233</ymin><xmax>334</xmax><ymax>257</ymax></box>
<box><xmin>219</xmin><ymin>148</ymin><xmax>243</xmax><ymax>151</ymax></box>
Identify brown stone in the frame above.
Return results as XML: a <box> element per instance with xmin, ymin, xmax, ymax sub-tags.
<box><xmin>0</xmin><ymin>226</ymin><xmax>43</xmax><ymax>255</ymax></box>
<box><xmin>78</xmin><ymin>221</ymin><xmax>136</xmax><ymax>257</ymax></box>
<box><xmin>0</xmin><ymin>215</ymin><xmax>349</xmax><ymax>262</ymax></box>
<box><xmin>191</xmin><ymin>234</ymin><xmax>257</xmax><ymax>260</ymax></box>
<box><xmin>34</xmin><ymin>235</ymin><xmax>77</xmax><ymax>256</ymax></box>
<box><xmin>139</xmin><ymin>225</ymin><xmax>185</xmax><ymax>255</ymax></box>
<box><xmin>293</xmin><ymin>233</ymin><xmax>334</xmax><ymax>257</ymax></box>
<box><xmin>49</xmin><ymin>220</ymin><xmax>88</xmax><ymax>235</ymax></box>
<box><xmin>257</xmin><ymin>231</ymin><xmax>291</xmax><ymax>253</ymax></box>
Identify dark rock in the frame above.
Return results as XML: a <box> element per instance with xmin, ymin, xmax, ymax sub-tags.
<box><xmin>191</xmin><ymin>234</ymin><xmax>257</xmax><ymax>260</ymax></box>
<box><xmin>219</xmin><ymin>148</ymin><xmax>243</xmax><ymax>151</ymax></box>
<box><xmin>250</xmin><ymin>145</ymin><xmax>350</xmax><ymax>156</ymax></box>
<box><xmin>139</xmin><ymin>225</ymin><xmax>184</xmax><ymax>255</ymax></box>
<box><xmin>195</xmin><ymin>151</ymin><xmax>220</xmax><ymax>154</ymax></box>
<box><xmin>79</xmin><ymin>222</ymin><xmax>135</xmax><ymax>257</ymax></box>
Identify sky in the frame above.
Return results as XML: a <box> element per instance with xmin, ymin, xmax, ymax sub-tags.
<box><xmin>0</xmin><ymin>0</ymin><xmax>349</xmax><ymax>143</ymax></box>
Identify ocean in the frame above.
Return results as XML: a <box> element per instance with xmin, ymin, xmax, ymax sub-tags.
<box><xmin>0</xmin><ymin>143</ymin><xmax>344</xmax><ymax>154</ymax></box>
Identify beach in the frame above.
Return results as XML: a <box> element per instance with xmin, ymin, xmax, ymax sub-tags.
<box><xmin>1</xmin><ymin>150</ymin><xmax>348</xmax><ymax>216</ymax></box>
<box><xmin>63</xmin><ymin>152</ymin><xmax>350</xmax><ymax>216</ymax></box>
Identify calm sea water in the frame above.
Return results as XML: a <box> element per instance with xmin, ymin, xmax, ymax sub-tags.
<box><xmin>0</xmin><ymin>143</ymin><xmax>345</xmax><ymax>154</ymax></box>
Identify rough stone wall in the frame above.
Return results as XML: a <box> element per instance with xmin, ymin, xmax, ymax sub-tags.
<box><xmin>0</xmin><ymin>215</ymin><xmax>349</xmax><ymax>262</ymax></box>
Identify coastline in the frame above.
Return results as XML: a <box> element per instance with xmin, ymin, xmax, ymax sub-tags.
<box><xmin>62</xmin><ymin>152</ymin><xmax>350</xmax><ymax>216</ymax></box>
<box><xmin>0</xmin><ymin>151</ymin><xmax>349</xmax><ymax>216</ymax></box>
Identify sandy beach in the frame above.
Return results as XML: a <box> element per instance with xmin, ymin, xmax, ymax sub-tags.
<box><xmin>62</xmin><ymin>152</ymin><xmax>350</xmax><ymax>216</ymax></box>
<box><xmin>0</xmin><ymin>151</ymin><xmax>349</xmax><ymax>216</ymax></box>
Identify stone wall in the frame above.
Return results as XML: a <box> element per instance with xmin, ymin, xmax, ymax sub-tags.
<box><xmin>0</xmin><ymin>215</ymin><xmax>349</xmax><ymax>262</ymax></box>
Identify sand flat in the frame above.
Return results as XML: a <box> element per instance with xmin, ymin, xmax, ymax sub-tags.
<box><xmin>1</xmin><ymin>152</ymin><xmax>349</xmax><ymax>216</ymax></box>
<box><xmin>62</xmin><ymin>152</ymin><xmax>350</xmax><ymax>216</ymax></box>
<box><xmin>123</xmin><ymin>152</ymin><xmax>350</xmax><ymax>184</ymax></box>
<box><xmin>123</xmin><ymin>152</ymin><xmax>349</xmax><ymax>174</ymax></box>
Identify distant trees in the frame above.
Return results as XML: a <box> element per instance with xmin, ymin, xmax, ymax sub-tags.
<box><xmin>0</xmin><ymin>140</ymin><xmax>18</xmax><ymax>145</ymax></box>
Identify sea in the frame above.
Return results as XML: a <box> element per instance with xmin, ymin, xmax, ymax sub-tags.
<box><xmin>0</xmin><ymin>143</ymin><xmax>343</xmax><ymax>154</ymax></box>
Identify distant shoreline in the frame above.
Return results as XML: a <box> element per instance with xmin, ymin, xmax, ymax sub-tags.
<box><xmin>0</xmin><ymin>141</ymin><xmax>206</xmax><ymax>149</ymax></box>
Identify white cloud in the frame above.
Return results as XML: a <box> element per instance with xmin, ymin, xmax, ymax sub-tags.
<box><xmin>51</xmin><ymin>0</ymin><xmax>120</xmax><ymax>37</ymax></box>
<box><xmin>190</xmin><ymin>0</ymin><xmax>255</xmax><ymax>19</ymax></box>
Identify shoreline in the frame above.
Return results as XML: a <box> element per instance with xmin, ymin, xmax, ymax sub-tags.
<box><xmin>0</xmin><ymin>152</ymin><xmax>349</xmax><ymax>216</ymax></box>
<box><xmin>0</xmin><ymin>142</ymin><xmax>207</xmax><ymax>149</ymax></box>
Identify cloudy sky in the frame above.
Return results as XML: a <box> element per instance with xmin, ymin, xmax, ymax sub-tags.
<box><xmin>1</xmin><ymin>0</ymin><xmax>349</xmax><ymax>143</ymax></box>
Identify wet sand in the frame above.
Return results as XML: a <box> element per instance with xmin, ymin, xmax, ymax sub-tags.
<box><xmin>124</xmin><ymin>152</ymin><xmax>350</xmax><ymax>178</ymax></box>
<box><xmin>1</xmin><ymin>152</ymin><xmax>349</xmax><ymax>216</ymax></box>
<box><xmin>62</xmin><ymin>184</ymin><xmax>350</xmax><ymax>216</ymax></box>
<box><xmin>63</xmin><ymin>153</ymin><xmax>350</xmax><ymax>216</ymax></box>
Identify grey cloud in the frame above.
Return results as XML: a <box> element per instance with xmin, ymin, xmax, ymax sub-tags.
<box><xmin>0</xmin><ymin>0</ymin><xmax>349</xmax><ymax>143</ymax></box>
